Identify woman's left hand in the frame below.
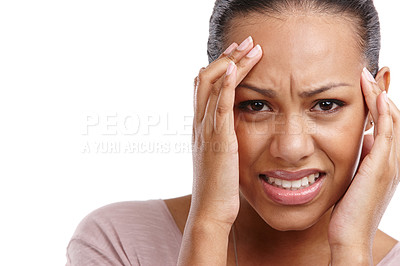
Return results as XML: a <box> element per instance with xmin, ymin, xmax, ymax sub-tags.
<box><xmin>328</xmin><ymin>68</ymin><xmax>399</xmax><ymax>264</ymax></box>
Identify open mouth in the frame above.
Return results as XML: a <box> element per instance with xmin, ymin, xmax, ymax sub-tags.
<box><xmin>258</xmin><ymin>170</ymin><xmax>326</xmax><ymax>205</ymax></box>
<box><xmin>259</xmin><ymin>172</ymin><xmax>325</xmax><ymax>191</ymax></box>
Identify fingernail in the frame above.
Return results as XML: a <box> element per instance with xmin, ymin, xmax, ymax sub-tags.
<box><xmin>237</xmin><ymin>36</ymin><xmax>253</xmax><ymax>51</ymax></box>
<box><xmin>246</xmin><ymin>44</ymin><xmax>261</xmax><ymax>58</ymax></box>
<box><xmin>382</xmin><ymin>91</ymin><xmax>389</xmax><ymax>103</ymax></box>
<box><xmin>363</xmin><ymin>67</ymin><xmax>377</xmax><ymax>84</ymax></box>
<box><xmin>226</xmin><ymin>61</ymin><xmax>235</xmax><ymax>76</ymax></box>
<box><xmin>223</xmin><ymin>42</ymin><xmax>237</xmax><ymax>55</ymax></box>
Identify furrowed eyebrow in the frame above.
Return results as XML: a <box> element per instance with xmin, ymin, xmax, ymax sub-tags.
<box><xmin>237</xmin><ymin>84</ymin><xmax>277</xmax><ymax>98</ymax></box>
<box><xmin>299</xmin><ymin>83</ymin><xmax>351</xmax><ymax>98</ymax></box>
<box><xmin>237</xmin><ymin>82</ymin><xmax>351</xmax><ymax>98</ymax></box>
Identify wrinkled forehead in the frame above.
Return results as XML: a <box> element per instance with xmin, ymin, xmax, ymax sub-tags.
<box><xmin>225</xmin><ymin>14</ymin><xmax>364</xmax><ymax>88</ymax></box>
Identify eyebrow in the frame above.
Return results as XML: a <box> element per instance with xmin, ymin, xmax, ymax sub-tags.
<box><xmin>299</xmin><ymin>83</ymin><xmax>351</xmax><ymax>97</ymax></box>
<box><xmin>237</xmin><ymin>82</ymin><xmax>351</xmax><ymax>98</ymax></box>
<box><xmin>237</xmin><ymin>84</ymin><xmax>277</xmax><ymax>98</ymax></box>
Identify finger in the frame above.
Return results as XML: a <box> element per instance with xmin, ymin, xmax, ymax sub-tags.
<box><xmin>203</xmin><ymin>44</ymin><xmax>262</xmax><ymax>127</ymax></box>
<box><xmin>356</xmin><ymin>91</ymin><xmax>397</xmax><ymax>204</ymax></box>
<box><xmin>360</xmin><ymin>134</ymin><xmax>374</xmax><ymax>161</ymax></box>
<box><xmin>387</xmin><ymin>97</ymin><xmax>400</xmax><ymax>169</ymax></box>
<box><xmin>234</xmin><ymin>44</ymin><xmax>263</xmax><ymax>85</ymax></box>
<box><xmin>361</xmin><ymin>67</ymin><xmax>384</xmax><ymax>126</ymax></box>
<box><xmin>367</xmin><ymin>92</ymin><xmax>394</xmax><ymax>171</ymax></box>
<box><xmin>379</xmin><ymin>93</ymin><xmax>399</xmax><ymax>189</ymax></box>
<box><xmin>218</xmin><ymin>42</ymin><xmax>238</xmax><ymax>60</ymax></box>
<box><xmin>195</xmin><ymin>37</ymin><xmax>255</xmax><ymax>124</ymax></box>
<box><xmin>212</xmin><ymin>43</ymin><xmax>263</xmax><ymax>96</ymax></box>
<box><xmin>214</xmin><ymin>61</ymin><xmax>237</xmax><ymax>137</ymax></box>
<box><xmin>193</xmin><ymin>68</ymin><xmax>205</xmax><ymax>122</ymax></box>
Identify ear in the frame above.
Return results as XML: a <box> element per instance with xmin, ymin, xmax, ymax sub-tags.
<box><xmin>364</xmin><ymin>67</ymin><xmax>390</xmax><ymax>132</ymax></box>
<box><xmin>375</xmin><ymin>66</ymin><xmax>390</xmax><ymax>93</ymax></box>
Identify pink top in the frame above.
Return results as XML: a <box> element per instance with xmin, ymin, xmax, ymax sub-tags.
<box><xmin>66</xmin><ymin>199</ymin><xmax>400</xmax><ymax>266</ymax></box>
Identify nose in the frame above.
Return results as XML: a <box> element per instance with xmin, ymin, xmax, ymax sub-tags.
<box><xmin>269</xmin><ymin>114</ymin><xmax>315</xmax><ymax>164</ymax></box>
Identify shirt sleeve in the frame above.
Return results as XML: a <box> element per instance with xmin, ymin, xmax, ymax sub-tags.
<box><xmin>65</xmin><ymin>204</ymin><xmax>139</xmax><ymax>266</ymax></box>
<box><xmin>65</xmin><ymin>200</ymin><xmax>182</xmax><ymax>266</ymax></box>
<box><xmin>66</xmin><ymin>238</ymin><xmax>126</xmax><ymax>266</ymax></box>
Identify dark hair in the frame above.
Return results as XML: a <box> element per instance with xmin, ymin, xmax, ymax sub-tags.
<box><xmin>207</xmin><ymin>0</ymin><xmax>380</xmax><ymax>76</ymax></box>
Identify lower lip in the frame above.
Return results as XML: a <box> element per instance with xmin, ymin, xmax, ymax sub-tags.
<box><xmin>260</xmin><ymin>175</ymin><xmax>325</xmax><ymax>205</ymax></box>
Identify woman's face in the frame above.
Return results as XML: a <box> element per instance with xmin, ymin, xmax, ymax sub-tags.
<box><xmin>227</xmin><ymin>14</ymin><xmax>369</xmax><ymax>230</ymax></box>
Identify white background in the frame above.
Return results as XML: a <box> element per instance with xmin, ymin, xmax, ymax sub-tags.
<box><xmin>0</xmin><ymin>1</ymin><xmax>399</xmax><ymax>265</ymax></box>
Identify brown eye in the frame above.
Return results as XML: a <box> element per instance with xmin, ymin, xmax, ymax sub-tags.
<box><xmin>311</xmin><ymin>99</ymin><xmax>345</xmax><ymax>112</ymax></box>
<box><xmin>319</xmin><ymin>101</ymin><xmax>334</xmax><ymax>111</ymax></box>
<box><xmin>237</xmin><ymin>100</ymin><xmax>272</xmax><ymax>112</ymax></box>
<box><xmin>250</xmin><ymin>101</ymin><xmax>265</xmax><ymax>111</ymax></box>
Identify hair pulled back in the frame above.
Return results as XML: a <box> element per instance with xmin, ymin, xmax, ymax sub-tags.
<box><xmin>208</xmin><ymin>0</ymin><xmax>380</xmax><ymax>76</ymax></box>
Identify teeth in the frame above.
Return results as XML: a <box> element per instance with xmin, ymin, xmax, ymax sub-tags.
<box><xmin>282</xmin><ymin>180</ymin><xmax>291</xmax><ymax>189</ymax></box>
<box><xmin>291</xmin><ymin>179</ymin><xmax>301</xmax><ymax>189</ymax></box>
<box><xmin>301</xmin><ymin>176</ymin><xmax>308</xmax><ymax>186</ymax></box>
<box><xmin>308</xmin><ymin>174</ymin><xmax>315</xmax><ymax>184</ymax></box>
<box><xmin>266</xmin><ymin>173</ymin><xmax>322</xmax><ymax>190</ymax></box>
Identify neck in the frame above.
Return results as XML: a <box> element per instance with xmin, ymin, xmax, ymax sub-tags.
<box><xmin>233</xmin><ymin>196</ymin><xmax>332</xmax><ymax>265</ymax></box>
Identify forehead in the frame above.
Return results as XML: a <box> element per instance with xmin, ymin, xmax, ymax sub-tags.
<box><xmin>225</xmin><ymin>14</ymin><xmax>363</xmax><ymax>89</ymax></box>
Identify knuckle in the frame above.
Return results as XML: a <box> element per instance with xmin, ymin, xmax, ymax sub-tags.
<box><xmin>235</xmin><ymin>59</ymin><xmax>245</xmax><ymax>70</ymax></box>
<box><xmin>198</xmin><ymin>67</ymin><xmax>206</xmax><ymax>75</ymax></box>
<box><xmin>378</xmin><ymin>133</ymin><xmax>394</xmax><ymax>142</ymax></box>
<box><xmin>216</xmin><ymin>105</ymin><xmax>230</xmax><ymax>116</ymax></box>
<box><xmin>386</xmin><ymin>134</ymin><xmax>394</xmax><ymax>142</ymax></box>
<box><xmin>210</xmin><ymin>85</ymin><xmax>220</xmax><ymax>97</ymax></box>
<box><xmin>224</xmin><ymin>54</ymin><xmax>236</xmax><ymax>64</ymax></box>
<box><xmin>197</xmin><ymin>69</ymin><xmax>208</xmax><ymax>83</ymax></box>
<box><xmin>197</xmin><ymin>71</ymin><xmax>206</xmax><ymax>82</ymax></box>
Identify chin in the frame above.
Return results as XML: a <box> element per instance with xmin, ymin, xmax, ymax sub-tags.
<box><xmin>239</xmin><ymin>181</ymin><xmax>338</xmax><ymax>232</ymax></box>
<box><xmin>265</xmin><ymin>215</ymin><xmax>319</xmax><ymax>231</ymax></box>
<box><xmin>260</xmin><ymin>204</ymin><xmax>332</xmax><ymax>232</ymax></box>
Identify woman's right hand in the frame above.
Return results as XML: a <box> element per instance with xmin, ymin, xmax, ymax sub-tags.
<box><xmin>178</xmin><ymin>36</ymin><xmax>262</xmax><ymax>265</ymax></box>
<box><xmin>177</xmin><ymin>36</ymin><xmax>262</xmax><ymax>265</ymax></box>
<box><xmin>190</xmin><ymin>36</ymin><xmax>263</xmax><ymax>229</ymax></box>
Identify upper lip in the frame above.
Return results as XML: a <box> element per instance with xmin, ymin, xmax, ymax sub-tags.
<box><xmin>260</xmin><ymin>169</ymin><xmax>323</xmax><ymax>181</ymax></box>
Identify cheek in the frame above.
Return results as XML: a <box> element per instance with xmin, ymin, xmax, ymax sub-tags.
<box><xmin>235</xmin><ymin>119</ymin><xmax>271</xmax><ymax>169</ymax></box>
<box><xmin>315</xmin><ymin>108</ymin><xmax>366</xmax><ymax>181</ymax></box>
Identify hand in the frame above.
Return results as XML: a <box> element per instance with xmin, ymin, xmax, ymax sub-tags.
<box><xmin>328</xmin><ymin>68</ymin><xmax>399</xmax><ymax>263</ymax></box>
<box><xmin>189</xmin><ymin>36</ymin><xmax>263</xmax><ymax>229</ymax></box>
<box><xmin>177</xmin><ymin>37</ymin><xmax>262</xmax><ymax>265</ymax></box>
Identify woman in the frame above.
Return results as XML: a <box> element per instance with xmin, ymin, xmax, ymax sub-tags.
<box><xmin>67</xmin><ymin>0</ymin><xmax>400</xmax><ymax>265</ymax></box>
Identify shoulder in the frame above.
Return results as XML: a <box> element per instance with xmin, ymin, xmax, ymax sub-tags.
<box><xmin>67</xmin><ymin>200</ymin><xmax>182</xmax><ymax>266</ymax></box>
<box><xmin>374</xmin><ymin>229</ymin><xmax>399</xmax><ymax>265</ymax></box>
<box><xmin>72</xmin><ymin>200</ymin><xmax>174</xmax><ymax>239</ymax></box>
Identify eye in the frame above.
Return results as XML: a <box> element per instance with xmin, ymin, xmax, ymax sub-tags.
<box><xmin>237</xmin><ymin>100</ymin><xmax>272</xmax><ymax>112</ymax></box>
<box><xmin>311</xmin><ymin>99</ymin><xmax>345</xmax><ymax>112</ymax></box>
